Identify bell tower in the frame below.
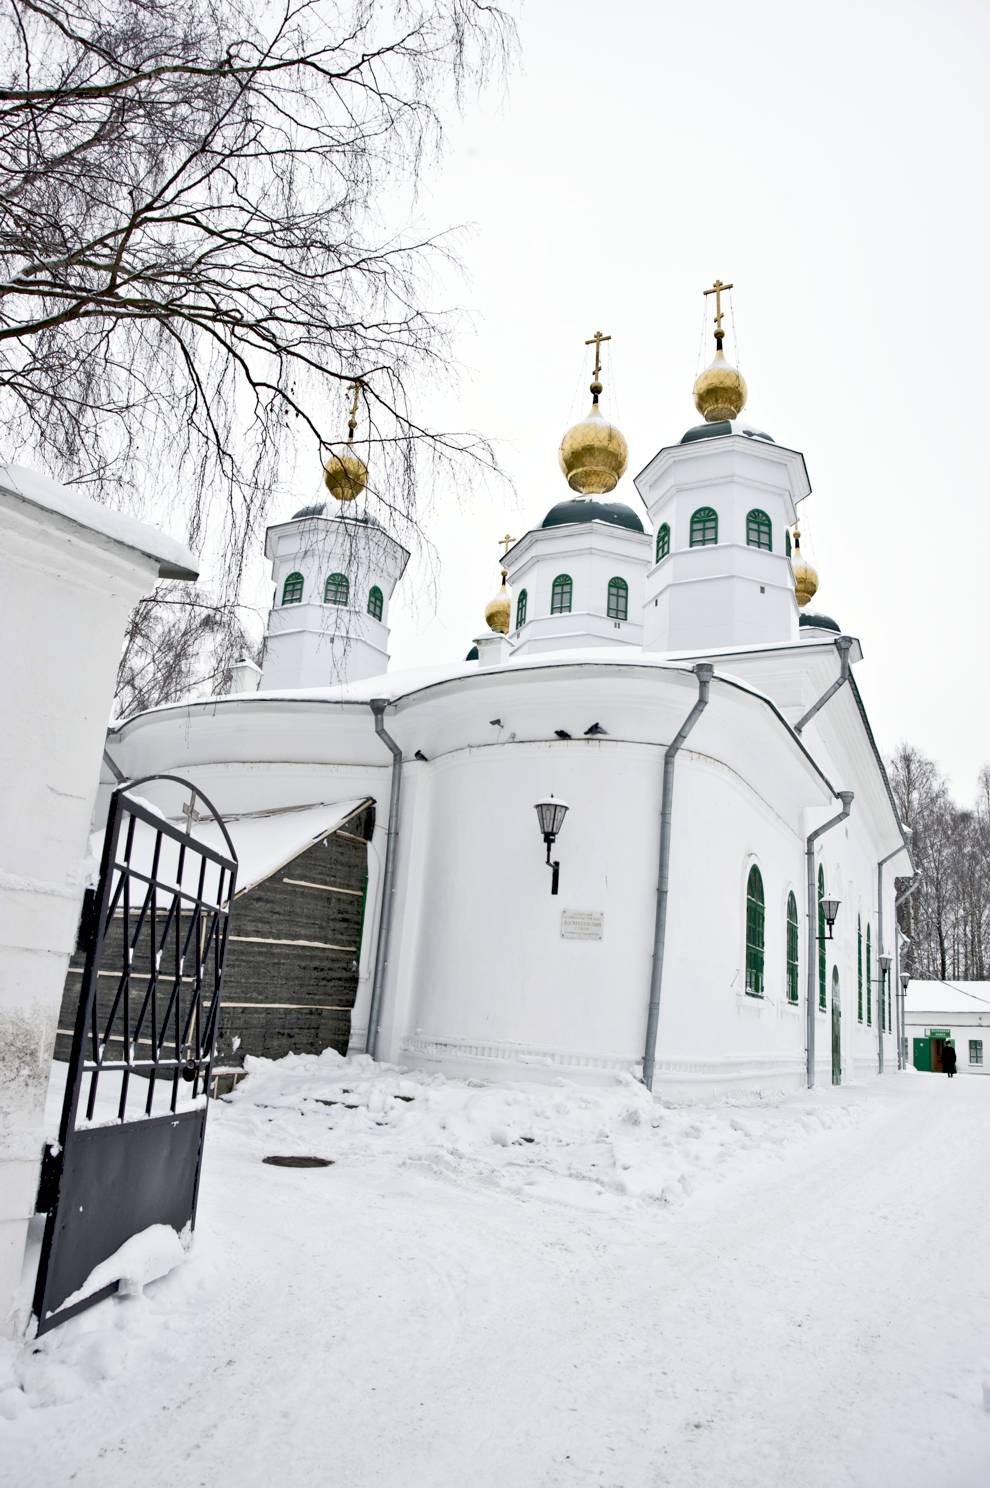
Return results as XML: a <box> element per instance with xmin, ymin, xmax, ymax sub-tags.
<box><xmin>637</xmin><ymin>282</ymin><xmax>809</xmax><ymax>653</ymax></box>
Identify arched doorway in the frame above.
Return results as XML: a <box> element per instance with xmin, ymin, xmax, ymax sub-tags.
<box><xmin>831</xmin><ymin>966</ymin><xmax>842</xmax><ymax>1086</ymax></box>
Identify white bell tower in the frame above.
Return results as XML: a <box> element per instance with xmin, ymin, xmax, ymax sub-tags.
<box><xmin>636</xmin><ymin>280</ymin><xmax>809</xmax><ymax>653</ymax></box>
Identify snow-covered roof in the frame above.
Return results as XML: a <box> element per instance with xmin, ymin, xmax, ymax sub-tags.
<box><xmin>904</xmin><ymin>981</ymin><xmax>990</xmax><ymax>1015</ymax></box>
<box><xmin>95</xmin><ymin>799</ymin><xmax>368</xmax><ymax>899</ymax></box>
<box><xmin>0</xmin><ymin>463</ymin><xmax>197</xmax><ymax>580</ymax></box>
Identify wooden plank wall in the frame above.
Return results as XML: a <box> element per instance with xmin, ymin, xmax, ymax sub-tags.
<box><xmin>55</xmin><ymin>805</ymin><xmax>373</xmax><ymax>1076</ymax></box>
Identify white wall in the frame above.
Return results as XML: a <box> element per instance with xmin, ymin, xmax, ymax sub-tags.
<box><xmin>0</xmin><ymin>477</ymin><xmax>186</xmax><ymax>1335</ymax></box>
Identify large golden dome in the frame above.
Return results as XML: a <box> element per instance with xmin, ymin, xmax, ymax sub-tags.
<box><xmin>559</xmin><ymin>404</ymin><xmax>628</xmax><ymax>495</ymax></box>
<box><xmin>693</xmin><ymin>347</ymin><xmax>748</xmax><ymax>423</ymax></box>
<box><xmin>484</xmin><ymin>569</ymin><xmax>511</xmax><ymax>634</ymax></box>
<box><xmin>791</xmin><ymin>527</ymin><xmax>819</xmax><ymax>608</ymax></box>
<box><xmin>323</xmin><ymin>447</ymin><xmax>368</xmax><ymax>503</ymax></box>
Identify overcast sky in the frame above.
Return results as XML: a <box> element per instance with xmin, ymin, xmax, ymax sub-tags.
<box><xmin>282</xmin><ymin>0</ymin><xmax>990</xmax><ymax>799</ymax></box>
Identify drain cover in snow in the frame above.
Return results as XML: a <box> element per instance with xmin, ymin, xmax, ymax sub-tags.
<box><xmin>262</xmin><ymin>1155</ymin><xmax>334</xmax><ymax>1168</ymax></box>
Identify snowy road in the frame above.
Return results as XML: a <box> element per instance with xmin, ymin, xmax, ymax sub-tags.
<box><xmin>2</xmin><ymin>1060</ymin><xmax>989</xmax><ymax>1487</ymax></box>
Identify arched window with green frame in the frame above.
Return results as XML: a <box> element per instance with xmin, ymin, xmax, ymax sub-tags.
<box><xmin>746</xmin><ymin>508</ymin><xmax>772</xmax><ymax>550</ymax></box>
<box><xmin>324</xmin><ymin>572</ymin><xmax>349</xmax><ymax>606</ymax></box>
<box><xmin>606</xmin><ymin>576</ymin><xmax>628</xmax><ymax>621</ymax></box>
<box><xmin>818</xmin><ymin>865</ymin><xmax>827</xmax><ymax>1010</ymax></box>
<box><xmin>515</xmin><ymin>588</ymin><xmax>528</xmax><ymax>628</ymax></box>
<box><xmin>656</xmin><ymin>523</ymin><xmax>670</xmax><ymax>563</ymax></box>
<box><xmin>786</xmin><ymin>891</ymin><xmax>799</xmax><ymax>1003</ymax></box>
<box><xmin>367</xmin><ymin>585</ymin><xmax>383</xmax><ymax>620</ymax></box>
<box><xmin>857</xmin><ymin>915</ymin><xmax>863</xmax><ymax>1022</ymax></box>
<box><xmin>689</xmin><ymin>506</ymin><xmax>718</xmax><ymax>547</ymax></box>
<box><xmin>281</xmin><ymin>571</ymin><xmax>304</xmax><ymax>605</ymax></box>
<box><xmin>745</xmin><ymin>865</ymin><xmax>765</xmax><ymax>997</ymax></box>
<box><xmin>550</xmin><ymin>573</ymin><xmax>573</xmax><ymax>614</ymax></box>
<box><xmin>866</xmin><ymin>923</ymin><xmax>872</xmax><ymax>1025</ymax></box>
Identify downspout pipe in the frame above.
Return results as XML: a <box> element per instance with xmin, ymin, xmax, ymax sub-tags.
<box><xmin>794</xmin><ymin>636</ymin><xmax>853</xmax><ymax>736</ymax></box>
<box><xmin>806</xmin><ymin>791</ymin><xmax>854</xmax><ymax>1088</ymax></box>
<box><xmin>876</xmin><ymin>842</ymin><xmax>907</xmax><ymax>1075</ymax></box>
<box><xmin>643</xmin><ymin>663</ymin><xmax>713</xmax><ymax>1092</ymax></box>
<box><xmin>366</xmin><ymin>699</ymin><xmax>403</xmax><ymax>1060</ymax></box>
<box><xmin>894</xmin><ymin>874</ymin><xmax>922</xmax><ymax>1070</ymax></box>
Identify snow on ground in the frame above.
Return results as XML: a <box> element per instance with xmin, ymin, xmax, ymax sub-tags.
<box><xmin>2</xmin><ymin>1055</ymin><xmax>989</xmax><ymax>1487</ymax></box>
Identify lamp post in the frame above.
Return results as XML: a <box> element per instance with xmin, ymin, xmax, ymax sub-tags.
<box><xmin>534</xmin><ymin>797</ymin><xmax>569</xmax><ymax>896</ymax></box>
<box><xmin>822</xmin><ymin>896</ymin><xmax>841</xmax><ymax>939</ymax></box>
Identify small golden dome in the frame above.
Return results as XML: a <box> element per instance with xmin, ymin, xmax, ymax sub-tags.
<box><xmin>559</xmin><ymin>403</ymin><xmax>629</xmax><ymax>495</ymax></box>
<box><xmin>693</xmin><ymin>347</ymin><xmax>748</xmax><ymax>423</ymax></box>
<box><xmin>484</xmin><ymin>568</ymin><xmax>511</xmax><ymax>634</ymax></box>
<box><xmin>323</xmin><ymin>447</ymin><xmax>368</xmax><ymax>503</ymax></box>
<box><xmin>791</xmin><ymin>527</ymin><xmax>819</xmax><ymax>608</ymax></box>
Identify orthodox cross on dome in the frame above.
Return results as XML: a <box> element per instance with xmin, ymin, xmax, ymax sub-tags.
<box><xmin>584</xmin><ymin>329</ymin><xmax>611</xmax><ymax>401</ymax></box>
<box><xmin>345</xmin><ymin>379</ymin><xmax>362</xmax><ymax>443</ymax></box>
<box><xmin>703</xmin><ymin>279</ymin><xmax>733</xmax><ymax>347</ymax></box>
<box><xmin>498</xmin><ymin>532</ymin><xmax>515</xmax><ymax>558</ymax></box>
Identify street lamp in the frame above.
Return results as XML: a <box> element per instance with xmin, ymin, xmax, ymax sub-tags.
<box><xmin>878</xmin><ymin>953</ymin><xmax>892</xmax><ymax>974</ymax></box>
<box><xmin>822</xmin><ymin>896</ymin><xmax>841</xmax><ymax>939</ymax></box>
<box><xmin>534</xmin><ymin>796</ymin><xmax>569</xmax><ymax>896</ymax></box>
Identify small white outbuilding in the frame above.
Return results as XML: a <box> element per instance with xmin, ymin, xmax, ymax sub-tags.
<box><xmin>904</xmin><ymin>981</ymin><xmax>990</xmax><ymax>1076</ymax></box>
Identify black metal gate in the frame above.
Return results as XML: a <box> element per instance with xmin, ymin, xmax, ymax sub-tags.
<box><xmin>32</xmin><ymin>775</ymin><xmax>237</xmax><ymax>1335</ymax></box>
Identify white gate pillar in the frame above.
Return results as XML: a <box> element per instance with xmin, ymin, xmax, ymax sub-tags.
<box><xmin>0</xmin><ymin>466</ymin><xmax>196</xmax><ymax>1335</ymax></box>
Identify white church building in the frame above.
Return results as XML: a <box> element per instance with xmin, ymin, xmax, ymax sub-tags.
<box><xmin>91</xmin><ymin>298</ymin><xmax>914</xmax><ymax>1096</ymax></box>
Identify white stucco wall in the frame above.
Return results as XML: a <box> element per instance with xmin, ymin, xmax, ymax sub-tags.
<box><xmin>0</xmin><ymin>469</ymin><xmax>194</xmax><ymax>1335</ymax></box>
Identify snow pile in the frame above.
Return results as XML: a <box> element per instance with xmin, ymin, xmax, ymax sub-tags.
<box><xmin>220</xmin><ymin>1048</ymin><xmax>864</xmax><ymax>1212</ymax></box>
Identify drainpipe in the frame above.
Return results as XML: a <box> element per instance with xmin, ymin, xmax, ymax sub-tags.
<box><xmin>894</xmin><ymin>874</ymin><xmax>921</xmax><ymax>1070</ymax></box>
<box><xmin>643</xmin><ymin>663</ymin><xmax>713</xmax><ymax>1092</ymax></box>
<box><xmin>806</xmin><ymin>792</ymin><xmax>854</xmax><ymax>1088</ymax></box>
<box><xmin>794</xmin><ymin>636</ymin><xmax>853</xmax><ymax>736</ymax></box>
<box><xmin>366</xmin><ymin>699</ymin><xmax>403</xmax><ymax>1060</ymax></box>
<box><xmin>876</xmin><ymin>842</ymin><xmax>907</xmax><ymax>1075</ymax></box>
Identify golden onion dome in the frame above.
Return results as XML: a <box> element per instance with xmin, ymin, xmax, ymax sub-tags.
<box><xmin>484</xmin><ymin>568</ymin><xmax>511</xmax><ymax>634</ymax></box>
<box><xmin>323</xmin><ymin>378</ymin><xmax>369</xmax><ymax>502</ymax></box>
<box><xmin>323</xmin><ymin>447</ymin><xmax>368</xmax><ymax>503</ymax></box>
<box><xmin>693</xmin><ymin>346</ymin><xmax>748</xmax><ymax>423</ymax></box>
<box><xmin>791</xmin><ymin>527</ymin><xmax>819</xmax><ymax>608</ymax></box>
<box><xmin>559</xmin><ymin>403</ymin><xmax>629</xmax><ymax>495</ymax></box>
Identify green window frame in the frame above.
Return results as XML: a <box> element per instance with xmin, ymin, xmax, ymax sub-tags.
<box><xmin>745</xmin><ymin>864</ymin><xmax>765</xmax><ymax>997</ymax></box>
<box><xmin>969</xmin><ymin>1040</ymin><xmax>983</xmax><ymax>1066</ymax></box>
<box><xmin>689</xmin><ymin>506</ymin><xmax>718</xmax><ymax>547</ymax></box>
<box><xmin>785</xmin><ymin>529</ymin><xmax>792</xmax><ymax>558</ymax></box>
<box><xmin>325</xmin><ymin>571</ymin><xmax>349</xmax><ymax>606</ymax></box>
<box><xmin>866</xmin><ymin>924</ymin><xmax>872</xmax><ymax>1026</ymax></box>
<box><xmin>550</xmin><ymin>573</ymin><xmax>573</xmax><ymax>614</ymax></box>
<box><xmin>656</xmin><ymin>523</ymin><xmax>670</xmax><ymax>563</ymax></box>
<box><xmin>746</xmin><ymin>508</ymin><xmax>772</xmax><ymax>550</ymax></box>
<box><xmin>818</xmin><ymin>865</ymin><xmax>827</xmax><ymax>1011</ymax></box>
<box><xmin>857</xmin><ymin>916</ymin><xmax>863</xmax><ymax>1022</ymax></box>
<box><xmin>516</xmin><ymin>588</ymin><xmax>528</xmax><ymax>628</ymax></box>
<box><xmin>367</xmin><ymin>584</ymin><xmax>383</xmax><ymax>621</ymax></box>
<box><xmin>281</xmin><ymin>571</ymin><xmax>304</xmax><ymax>605</ymax></box>
<box><xmin>786</xmin><ymin>891</ymin><xmax>799</xmax><ymax>1003</ymax></box>
<box><xmin>606</xmin><ymin>576</ymin><xmax>628</xmax><ymax>621</ymax></box>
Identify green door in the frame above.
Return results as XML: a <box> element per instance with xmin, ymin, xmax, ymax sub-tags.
<box><xmin>913</xmin><ymin>1036</ymin><xmax>931</xmax><ymax>1072</ymax></box>
<box><xmin>831</xmin><ymin>967</ymin><xmax>841</xmax><ymax>1085</ymax></box>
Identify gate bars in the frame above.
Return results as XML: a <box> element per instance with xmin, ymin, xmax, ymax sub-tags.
<box><xmin>32</xmin><ymin>775</ymin><xmax>237</xmax><ymax>1334</ymax></box>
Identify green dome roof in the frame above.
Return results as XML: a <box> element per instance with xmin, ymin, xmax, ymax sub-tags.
<box><xmin>290</xmin><ymin>501</ymin><xmax>380</xmax><ymax>527</ymax></box>
<box><xmin>680</xmin><ymin>421</ymin><xmax>775</xmax><ymax>445</ymax></box>
<box><xmin>541</xmin><ymin>497</ymin><xmax>644</xmax><ymax>534</ymax></box>
<box><xmin>799</xmin><ymin>612</ymin><xmax>841</xmax><ymax>634</ymax></box>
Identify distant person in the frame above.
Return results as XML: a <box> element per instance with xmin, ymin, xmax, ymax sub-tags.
<box><xmin>944</xmin><ymin>1042</ymin><xmax>957</xmax><ymax>1078</ymax></box>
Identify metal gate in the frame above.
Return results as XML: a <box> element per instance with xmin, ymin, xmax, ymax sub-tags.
<box><xmin>32</xmin><ymin>776</ymin><xmax>237</xmax><ymax>1335</ymax></box>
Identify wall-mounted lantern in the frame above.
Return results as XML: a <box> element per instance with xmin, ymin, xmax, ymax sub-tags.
<box><xmin>822</xmin><ymin>896</ymin><xmax>840</xmax><ymax>939</ymax></box>
<box><xmin>878</xmin><ymin>953</ymin><xmax>892</xmax><ymax>974</ymax></box>
<box><xmin>534</xmin><ymin>796</ymin><xmax>569</xmax><ymax>896</ymax></box>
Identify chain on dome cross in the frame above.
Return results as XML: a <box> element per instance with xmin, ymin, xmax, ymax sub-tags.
<box><xmin>703</xmin><ymin>279</ymin><xmax>733</xmax><ymax>336</ymax></box>
<box><xmin>346</xmin><ymin>379</ymin><xmax>362</xmax><ymax>441</ymax></box>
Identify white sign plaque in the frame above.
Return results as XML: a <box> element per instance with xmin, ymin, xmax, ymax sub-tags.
<box><xmin>561</xmin><ymin>910</ymin><xmax>605</xmax><ymax>942</ymax></box>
